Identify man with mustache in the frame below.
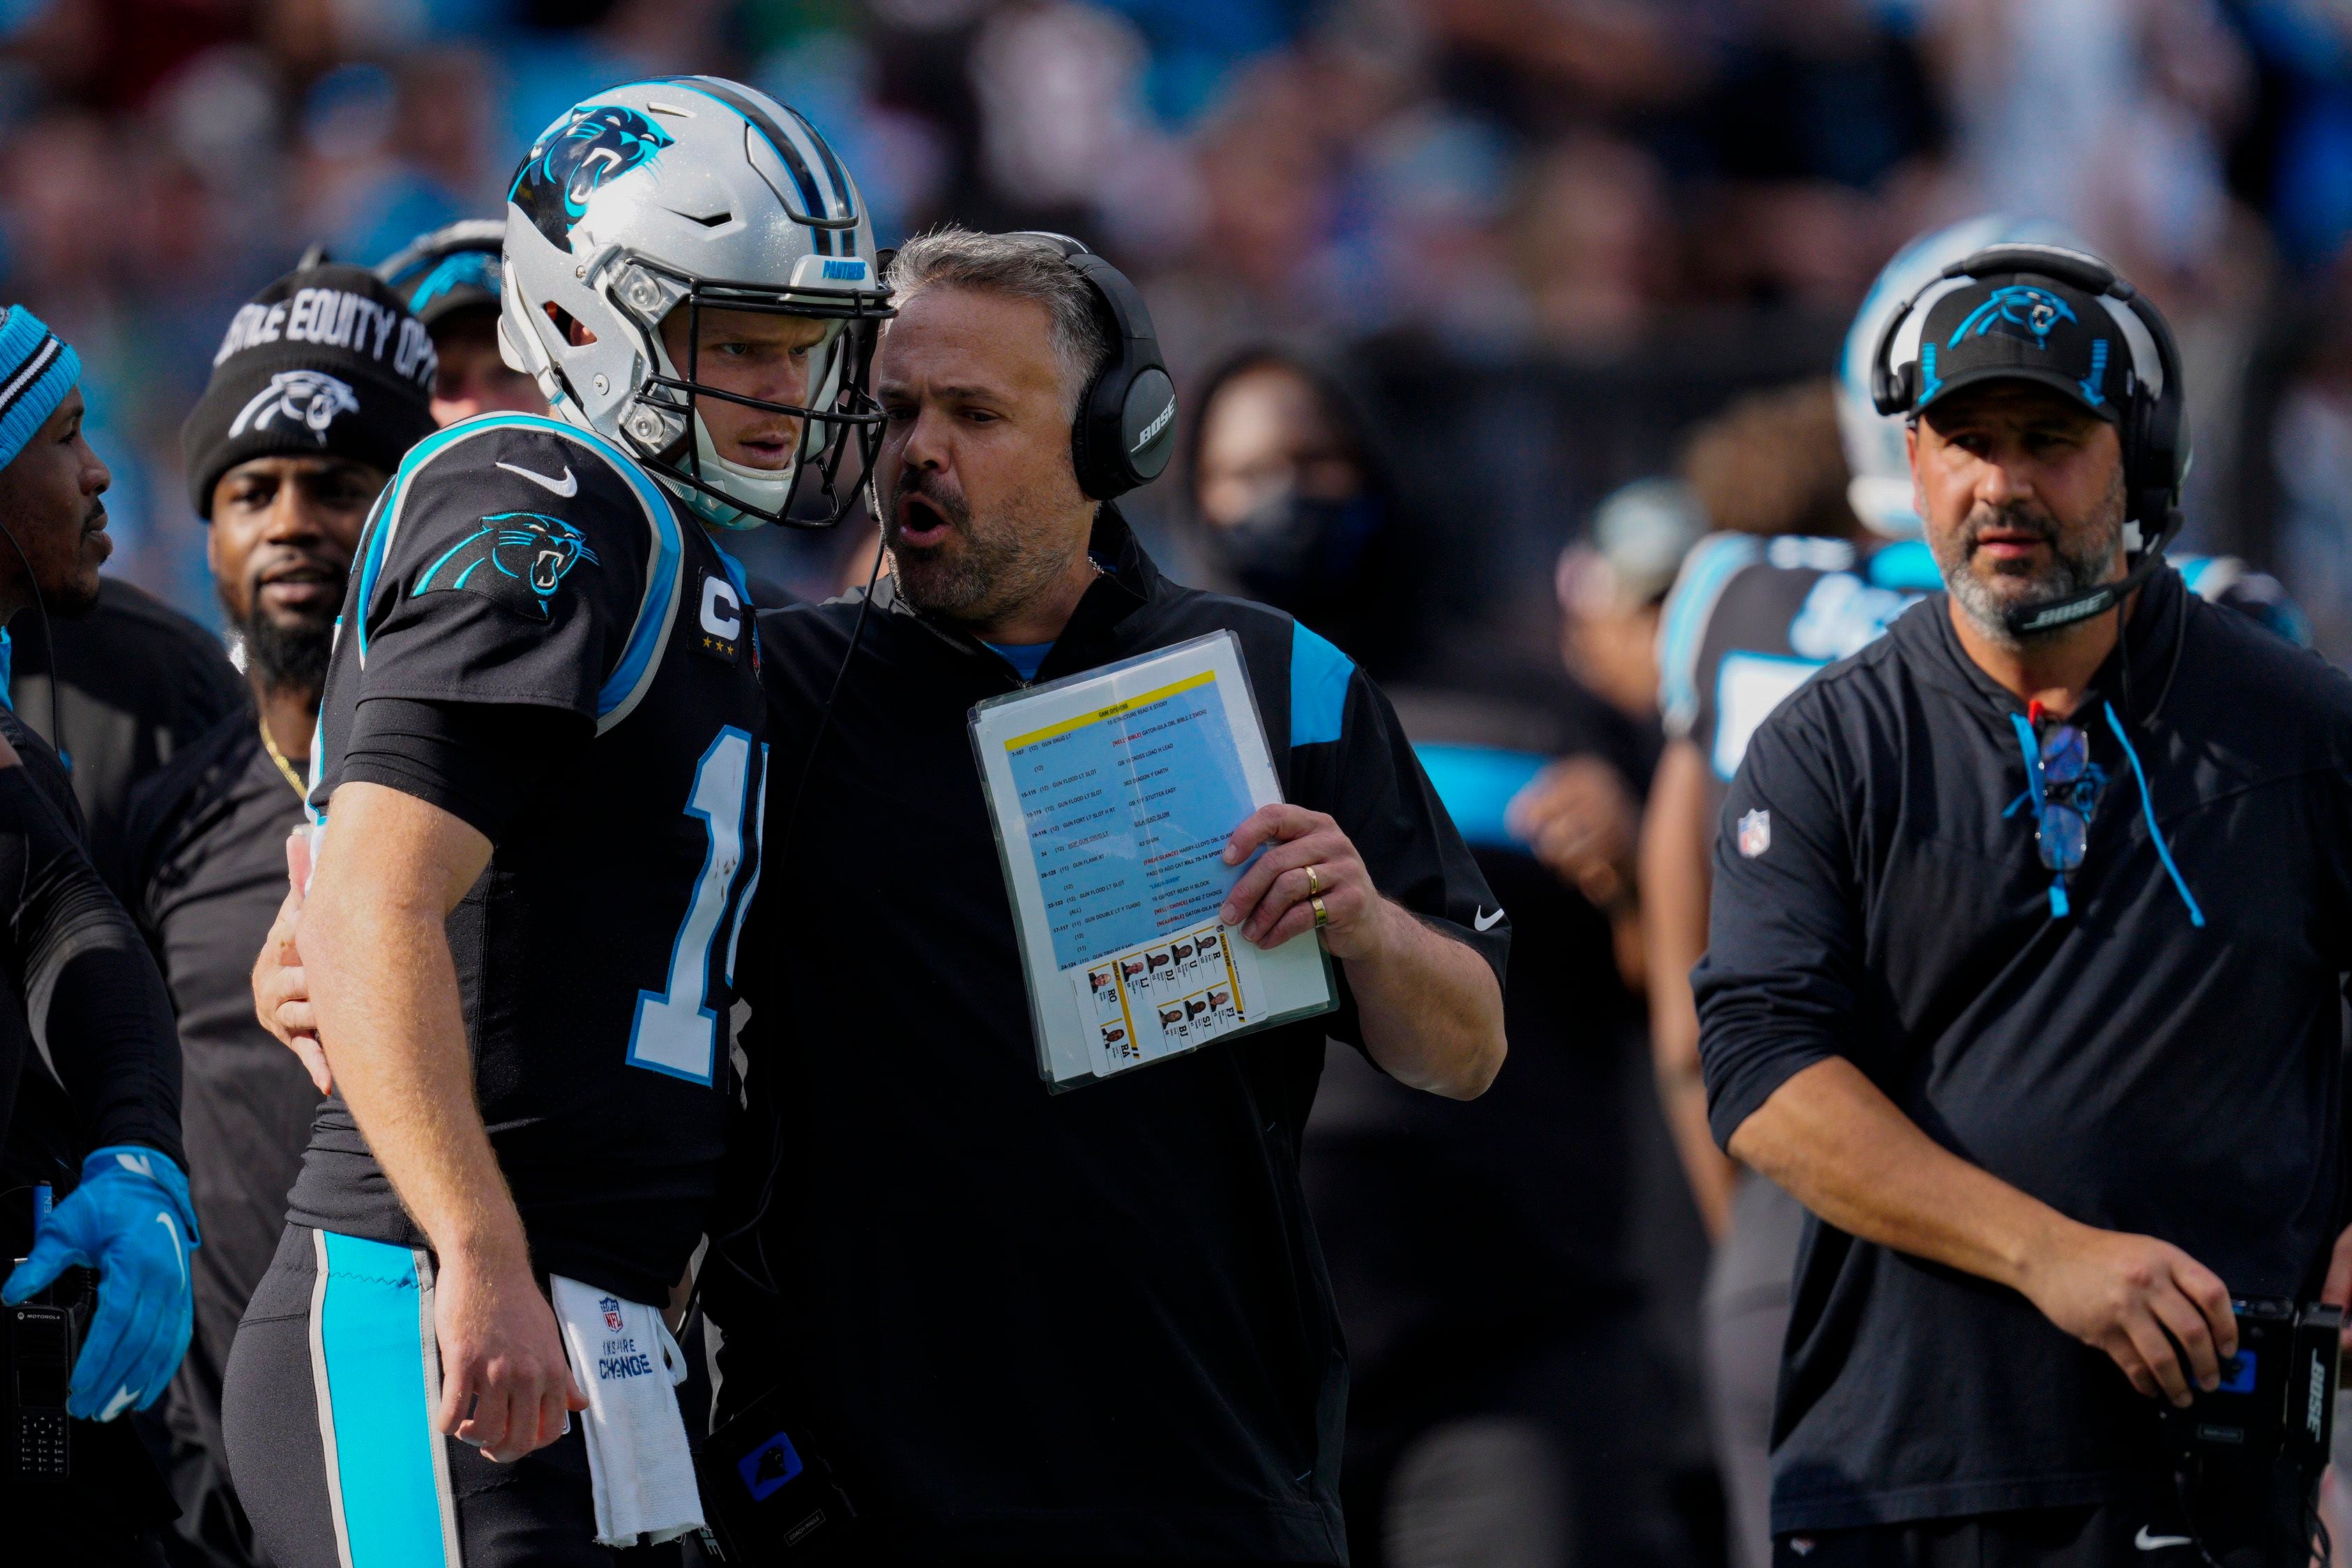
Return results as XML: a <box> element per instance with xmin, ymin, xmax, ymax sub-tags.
<box><xmin>1697</xmin><ymin>241</ymin><xmax>2352</xmax><ymax>1566</ymax></box>
<box><xmin>109</xmin><ymin>261</ymin><xmax>438</xmax><ymax>1568</ymax></box>
<box><xmin>708</xmin><ymin>228</ymin><xmax>1507</xmax><ymax>1565</ymax></box>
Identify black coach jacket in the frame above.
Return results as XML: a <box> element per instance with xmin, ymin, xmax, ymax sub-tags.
<box><xmin>1696</xmin><ymin>564</ymin><xmax>2352</xmax><ymax>1533</ymax></box>
<box><xmin>712</xmin><ymin>504</ymin><xmax>1506</xmax><ymax>1562</ymax></box>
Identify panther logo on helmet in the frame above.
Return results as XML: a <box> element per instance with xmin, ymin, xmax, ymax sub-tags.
<box><xmin>1951</xmin><ymin>286</ymin><xmax>2077</xmax><ymax>349</ymax></box>
<box><xmin>416</xmin><ymin>510</ymin><xmax>601</xmax><ymax>621</ymax></box>
<box><xmin>229</xmin><ymin>370</ymin><xmax>361</xmax><ymax>441</ymax></box>
<box><xmin>510</xmin><ymin>105</ymin><xmax>676</xmax><ymax>248</ymax></box>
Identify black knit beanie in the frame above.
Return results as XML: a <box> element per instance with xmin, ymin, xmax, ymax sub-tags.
<box><xmin>181</xmin><ymin>263</ymin><xmax>439</xmax><ymax>518</ymax></box>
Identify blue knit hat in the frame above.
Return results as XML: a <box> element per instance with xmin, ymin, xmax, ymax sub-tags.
<box><xmin>0</xmin><ymin>307</ymin><xmax>81</xmax><ymax>472</ymax></box>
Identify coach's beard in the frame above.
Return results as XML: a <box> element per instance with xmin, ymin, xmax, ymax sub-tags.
<box><xmin>884</xmin><ymin>470</ymin><xmax>1074</xmax><ymax>630</ymax></box>
<box><xmin>1940</xmin><ymin>493</ymin><xmax>2125</xmax><ymax>646</ymax></box>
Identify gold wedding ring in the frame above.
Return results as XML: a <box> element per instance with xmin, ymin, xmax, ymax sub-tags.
<box><xmin>1311</xmin><ymin>895</ymin><xmax>1330</xmax><ymax>929</ymax></box>
<box><xmin>1305</xmin><ymin>864</ymin><xmax>1323</xmax><ymax>899</ymax></box>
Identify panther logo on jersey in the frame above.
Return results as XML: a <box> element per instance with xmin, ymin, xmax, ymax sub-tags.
<box><xmin>416</xmin><ymin>510</ymin><xmax>601</xmax><ymax>621</ymax></box>
<box><xmin>1951</xmin><ymin>286</ymin><xmax>2076</xmax><ymax>349</ymax></box>
<box><xmin>228</xmin><ymin>370</ymin><xmax>361</xmax><ymax>441</ymax></box>
<box><xmin>510</xmin><ymin>104</ymin><xmax>674</xmax><ymax>247</ymax></box>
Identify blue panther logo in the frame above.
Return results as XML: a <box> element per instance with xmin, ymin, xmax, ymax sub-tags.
<box><xmin>416</xmin><ymin>512</ymin><xmax>600</xmax><ymax>621</ymax></box>
<box><xmin>1950</xmin><ymin>285</ymin><xmax>2077</xmax><ymax>349</ymax></box>
<box><xmin>510</xmin><ymin>105</ymin><xmax>674</xmax><ymax>248</ymax></box>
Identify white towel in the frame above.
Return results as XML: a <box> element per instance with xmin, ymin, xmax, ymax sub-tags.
<box><xmin>549</xmin><ymin>1275</ymin><xmax>705</xmax><ymax>1548</ymax></box>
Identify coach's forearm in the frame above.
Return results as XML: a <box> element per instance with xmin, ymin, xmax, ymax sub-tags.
<box><xmin>1642</xmin><ymin>739</ymin><xmax>1736</xmax><ymax>1240</ymax></box>
<box><xmin>1727</xmin><ymin>1055</ymin><xmax>2070</xmax><ymax>1293</ymax></box>
<box><xmin>1350</xmin><ymin>904</ymin><xmax>1505</xmax><ymax>1099</ymax></box>
<box><xmin>299</xmin><ymin>784</ymin><xmax>518</xmax><ymax>1267</ymax></box>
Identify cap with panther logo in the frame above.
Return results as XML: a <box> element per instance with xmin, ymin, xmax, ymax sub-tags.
<box><xmin>1905</xmin><ymin>271</ymin><xmax>2131</xmax><ymax>425</ymax></box>
<box><xmin>181</xmin><ymin>261</ymin><xmax>439</xmax><ymax>518</ymax></box>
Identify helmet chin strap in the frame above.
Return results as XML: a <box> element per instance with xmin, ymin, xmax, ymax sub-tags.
<box><xmin>2000</xmin><ymin>510</ymin><xmax>2180</xmax><ymax>640</ymax></box>
<box><xmin>672</xmin><ymin>409</ymin><xmax>798</xmax><ymax>531</ymax></box>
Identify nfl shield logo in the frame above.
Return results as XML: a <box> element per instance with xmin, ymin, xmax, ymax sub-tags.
<box><xmin>599</xmin><ymin>1295</ymin><xmax>624</xmax><ymax>1332</ymax></box>
<box><xmin>1737</xmin><ymin>809</ymin><xmax>1771</xmax><ymax>859</ymax></box>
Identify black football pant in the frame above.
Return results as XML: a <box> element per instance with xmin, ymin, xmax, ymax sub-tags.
<box><xmin>221</xmin><ymin>1224</ymin><xmax>681</xmax><ymax>1568</ymax></box>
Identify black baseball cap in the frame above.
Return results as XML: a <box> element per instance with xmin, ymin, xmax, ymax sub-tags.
<box><xmin>1909</xmin><ymin>271</ymin><xmax>2128</xmax><ymax>423</ymax></box>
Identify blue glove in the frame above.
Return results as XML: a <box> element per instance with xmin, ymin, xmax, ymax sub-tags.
<box><xmin>1</xmin><ymin>1145</ymin><xmax>201</xmax><ymax>1421</ymax></box>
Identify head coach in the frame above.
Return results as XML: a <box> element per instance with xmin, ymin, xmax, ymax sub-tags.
<box><xmin>708</xmin><ymin>227</ymin><xmax>1507</xmax><ymax>1565</ymax></box>
<box><xmin>1694</xmin><ymin>240</ymin><xmax>2352</xmax><ymax>1567</ymax></box>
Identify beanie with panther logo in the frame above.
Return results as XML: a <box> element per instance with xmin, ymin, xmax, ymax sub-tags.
<box><xmin>181</xmin><ymin>262</ymin><xmax>439</xmax><ymax>519</ymax></box>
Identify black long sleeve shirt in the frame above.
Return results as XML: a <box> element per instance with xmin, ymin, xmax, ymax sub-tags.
<box><xmin>1695</xmin><ymin>565</ymin><xmax>2352</xmax><ymax>1533</ymax></box>
<box><xmin>0</xmin><ymin>700</ymin><xmax>183</xmax><ymax>1259</ymax></box>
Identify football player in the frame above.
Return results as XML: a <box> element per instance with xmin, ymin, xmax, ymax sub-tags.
<box><xmin>220</xmin><ymin>79</ymin><xmax>887</xmax><ymax>1568</ymax></box>
<box><xmin>376</xmin><ymin>220</ymin><xmax>547</xmax><ymax>426</ymax></box>
<box><xmin>1643</xmin><ymin>215</ymin><xmax>2312</xmax><ymax>1568</ymax></box>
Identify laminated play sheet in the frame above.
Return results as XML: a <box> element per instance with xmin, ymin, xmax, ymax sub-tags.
<box><xmin>970</xmin><ymin>630</ymin><xmax>1335</xmax><ymax>1089</ymax></box>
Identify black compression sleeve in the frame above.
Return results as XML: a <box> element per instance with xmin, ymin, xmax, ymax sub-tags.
<box><xmin>0</xmin><ymin>765</ymin><xmax>183</xmax><ymax>1163</ymax></box>
<box><xmin>339</xmin><ymin>698</ymin><xmax>590</xmax><ymax>842</ymax></box>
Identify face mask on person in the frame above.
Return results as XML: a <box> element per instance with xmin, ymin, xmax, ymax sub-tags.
<box><xmin>1204</xmin><ymin>489</ymin><xmax>1383</xmax><ymax>606</ymax></box>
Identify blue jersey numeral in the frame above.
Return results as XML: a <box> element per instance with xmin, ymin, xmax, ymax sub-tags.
<box><xmin>627</xmin><ymin>727</ymin><xmax>763</xmax><ymax>1083</ymax></box>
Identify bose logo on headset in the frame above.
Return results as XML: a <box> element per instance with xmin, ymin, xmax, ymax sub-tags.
<box><xmin>1009</xmin><ymin>232</ymin><xmax>1178</xmax><ymax>500</ymax></box>
<box><xmin>1869</xmin><ymin>243</ymin><xmax>2190</xmax><ymax>638</ymax></box>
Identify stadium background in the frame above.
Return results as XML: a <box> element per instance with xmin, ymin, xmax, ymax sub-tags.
<box><xmin>13</xmin><ymin>0</ymin><xmax>2352</xmax><ymax>667</ymax></box>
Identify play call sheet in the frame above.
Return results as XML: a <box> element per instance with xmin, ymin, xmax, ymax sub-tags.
<box><xmin>971</xmin><ymin>632</ymin><xmax>1334</xmax><ymax>1087</ymax></box>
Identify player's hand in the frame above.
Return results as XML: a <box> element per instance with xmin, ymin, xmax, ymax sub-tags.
<box><xmin>1220</xmin><ymin>804</ymin><xmax>1398</xmax><ymax>963</ymax></box>
<box><xmin>253</xmin><ymin>830</ymin><xmax>331</xmax><ymax>1094</ymax></box>
<box><xmin>2018</xmin><ymin>1221</ymin><xmax>2235</xmax><ymax>1406</ymax></box>
<box><xmin>1507</xmin><ymin>756</ymin><xmax>1637</xmax><ymax>910</ymax></box>
<box><xmin>434</xmin><ymin>1244</ymin><xmax>586</xmax><ymax>1463</ymax></box>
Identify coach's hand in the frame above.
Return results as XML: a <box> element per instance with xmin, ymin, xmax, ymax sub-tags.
<box><xmin>437</xmin><ymin>1242</ymin><xmax>586</xmax><ymax>1463</ymax></box>
<box><xmin>1220</xmin><ymin>804</ymin><xmax>1395</xmax><ymax>960</ymax></box>
<box><xmin>254</xmin><ymin>830</ymin><xmax>331</xmax><ymax>1094</ymax></box>
<box><xmin>2019</xmin><ymin>1222</ymin><xmax>2235</xmax><ymax>1407</ymax></box>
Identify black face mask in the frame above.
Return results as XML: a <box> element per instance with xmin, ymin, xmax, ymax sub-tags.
<box><xmin>1203</xmin><ymin>489</ymin><xmax>1383</xmax><ymax>608</ymax></box>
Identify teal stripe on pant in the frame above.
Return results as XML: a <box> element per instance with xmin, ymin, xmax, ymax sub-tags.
<box><xmin>314</xmin><ymin>1231</ymin><xmax>455</xmax><ymax>1568</ymax></box>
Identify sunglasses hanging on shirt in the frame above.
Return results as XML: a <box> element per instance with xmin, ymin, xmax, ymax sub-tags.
<box><xmin>2002</xmin><ymin>698</ymin><xmax>2205</xmax><ymax>927</ymax></box>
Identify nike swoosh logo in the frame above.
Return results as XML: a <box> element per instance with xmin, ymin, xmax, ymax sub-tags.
<box><xmin>496</xmin><ymin>460</ymin><xmax>577</xmax><ymax>498</ymax></box>
<box><xmin>155</xmin><ymin>1214</ymin><xmax>185</xmax><ymax>1290</ymax></box>
<box><xmin>99</xmin><ymin>1385</ymin><xmax>138</xmax><ymax>1422</ymax></box>
<box><xmin>1474</xmin><ymin>906</ymin><xmax>1504</xmax><ymax>931</ymax></box>
<box><xmin>2134</xmin><ymin>1527</ymin><xmax>2192</xmax><ymax>1551</ymax></box>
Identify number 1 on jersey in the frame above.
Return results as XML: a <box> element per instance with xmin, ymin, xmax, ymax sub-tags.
<box><xmin>628</xmin><ymin>726</ymin><xmax>761</xmax><ymax>1083</ymax></box>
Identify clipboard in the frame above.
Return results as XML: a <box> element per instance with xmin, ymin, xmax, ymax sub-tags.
<box><xmin>969</xmin><ymin>630</ymin><xmax>1337</xmax><ymax>1090</ymax></box>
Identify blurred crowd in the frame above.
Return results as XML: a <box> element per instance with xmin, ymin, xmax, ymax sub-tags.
<box><xmin>8</xmin><ymin>2</ymin><xmax>2352</xmax><ymax>1567</ymax></box>
<box><xmin>3</xmin><ymin>0</ymin><xmax>2352</xmax><ymax>656</ymax></box>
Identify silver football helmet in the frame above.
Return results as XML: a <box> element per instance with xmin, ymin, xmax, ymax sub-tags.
<box><xmin>497</xmin><ymin>77</ymin><xmax>892</xmax><ymax>529</ymax></box>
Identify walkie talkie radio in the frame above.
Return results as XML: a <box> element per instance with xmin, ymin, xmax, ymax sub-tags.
<box><xmin>2160</xmin><ymin>1298</ymin><xmax>2342</xmax><ymax>1564</ymax></box>
<box><xmin>3</xmin><ymin>1258</ymin><xmax>88</xmax><ymax>1484</ymax></box>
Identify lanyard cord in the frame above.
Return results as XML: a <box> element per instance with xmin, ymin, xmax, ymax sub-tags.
<box><xmin>2102</xmin><ymin>699</ymin><xmax>2205</xmax><ymax>928</ymax></box>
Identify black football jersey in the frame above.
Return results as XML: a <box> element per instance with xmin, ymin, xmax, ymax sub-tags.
<box><xmin>284</xmin><ymin>413</ymin><xmax>768</xmax><ymax>1304</ymax></box>
<box><xmin>1659</xmin><ymin>534</ymin><xmax>1941</xmax><ymax>814</ymax></box>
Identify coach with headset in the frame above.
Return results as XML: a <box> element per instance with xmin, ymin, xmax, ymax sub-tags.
<box><xmin>703</xmin><ymin>226</ymin><xmax>1507</xmax><ymax>1564</ymax></box>
<box><xmin>1695</xmin><ymin>241</ymin><xmax>2352</xmax><ymax>1567</ymax></box>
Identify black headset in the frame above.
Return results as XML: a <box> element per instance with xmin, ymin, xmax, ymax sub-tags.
<box><xmin>1871</xmin><ymin>243</ymin><xmax>2190</xmax><ymax>637</ymax></box>
<box><xmin>1010</xmin><ymin>233</ymin><xmax>1178</xmax><ymax>500</ymax></box>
